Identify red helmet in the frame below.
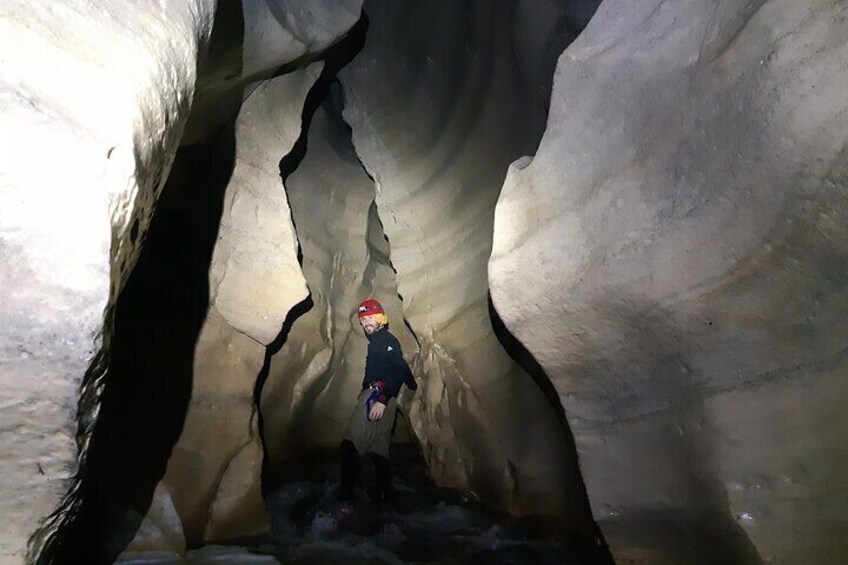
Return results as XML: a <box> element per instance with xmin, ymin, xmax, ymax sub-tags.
<box><xmin>357</xmin><ymin>299</ymin><xmax>385</xmax><ymax>318</ymax></box>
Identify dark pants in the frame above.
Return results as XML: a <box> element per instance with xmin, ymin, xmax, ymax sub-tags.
<box><xmin>340</xmin><ymin>439</ymin><xmax>392</xmax><ymax>502</ymax></box>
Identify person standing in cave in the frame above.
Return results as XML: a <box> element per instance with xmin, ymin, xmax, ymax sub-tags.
<box><xmin>338</xmin><ymin>298</ymin><xmax>417</xmax><ymax>509</ymax></box>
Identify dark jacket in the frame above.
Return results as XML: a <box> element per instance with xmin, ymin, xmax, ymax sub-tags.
<box><xmin>362</xmin><ymin>326</ymin><xmax>417</xmax><ymax>403</ymax></box>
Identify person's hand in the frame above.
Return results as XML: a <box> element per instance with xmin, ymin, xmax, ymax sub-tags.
<box><xmin>369</xmin><ymin>401</ymin><xmax>386</xmax><ymax>421</ymax></box>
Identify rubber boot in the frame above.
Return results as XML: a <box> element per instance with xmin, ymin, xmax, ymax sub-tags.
<box><xmin>373</xmin><ymin>453</ymin><xmax>394</xmax><ymax>506</ymax></box>
<box><xmin>339</xmin><ymin>439</ymin><xmax>360</xmax><ymax>501</ymax></box>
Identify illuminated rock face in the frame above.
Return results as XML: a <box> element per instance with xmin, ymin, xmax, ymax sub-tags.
<box><xmin>338</xmin><ymin>0</ymin><xmax>596</xmax><ymax>526</ymax></box>
<box><xmin>207</xmin><ymin>69</ymin><xmax>320</xmax><ymax>348</ymax></box>
<box><xmin>490</xmin><ymin>0</ymin><xmax>848</xmax><ymax>563</ymax></box>
<box><xmin>1</xmin><ymin>0</ymin><xmax>360</xmax><ymax>560</ymax></box>
<box><xmin>154</xmin><ymin>66</ymin><xmax>322</xmax><ymax>548</ymax></box>
<box><xmin>6</xmin><ymin>0</ymin><xmax>847</xmax><ymax>563</ymax></box>
<box><xmin>183</xmin><ymin>0</ymin><xmax>362</xmax><ymax>144</ymax></box>
<box><xmin>242</xmin><ymin>0</ymin><xmax>361</xmax><ymax>78</ymax></box>
<box><xmin>128</xmin><ymin>1</ymin><xmax>365</xmax><ymax>553</ymax></box>
<box><xmin>154</xmin><ymin>305</ymin><xmax>268</xmax><ymax>547</ymax></box>
<box><xmin>260</xmin><ymin>96</ymin><xmax>418</xmax><ymax>469</ymax></box>
<box><xmin>0</xmin><ymin>1</ymin><xmax>215</xmax><ymax>562</ymax></box>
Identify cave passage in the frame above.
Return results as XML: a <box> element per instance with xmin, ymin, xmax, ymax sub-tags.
<box><xmin>249</xmin><ymin>2</ymin><xmax>609</xmax><ymax>557</ymax></box>
<box><xmin>41</xmin><ymin>1</ymin><xmax>611</xmax><ymax>563</ymax></box>
<box><xmin>252</xmin><ymin>64</ymin><xmax>608</xmax><ymax>564</ymax></box>
<box><xmin>8</xmin><ymin>0</ymin><xmax>848</xmax><ymax>563</ymax></box>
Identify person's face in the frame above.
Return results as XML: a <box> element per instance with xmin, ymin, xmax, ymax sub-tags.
<box><xmin>359</xmin><ymin>314</ymin><xmax>382</xmax><ymax>335</ymax></box>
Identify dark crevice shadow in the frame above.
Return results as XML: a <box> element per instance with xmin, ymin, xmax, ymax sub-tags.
<box><xmin>487</xmin><ymin>296</ymin><xmax>569</xmax><ymax>435</ymax></box>
<box><xmin>36</xmin><ymin>122</ymin><xmax>238</xmax><ymax>565</ymax></box>
<box><xmin>278</xmin><ymin>12</ymin><xmax>368</xmax><ymax>184</ymax></box>
<box><xmin>181</xmin><ymin>0</ymin><xmax>245</xmax><ymax>144</ymax></box>
<box><xmin>256</xmin><ymin>296</ymin><xmax>314</xmax><ymax>497</ymax></box>
<box><xmin>256</xmin><ymin>9</ymin><xmax>369</xmax><ymax>496</ymax></box>
<box><xmin>33</xmin><ymin>2</ymin><xmax>245</xmax><ymax>561</ymax></box>
<box><xmin>488</xmin><ymin>295</ymin><xmax>615</xmax><ymax>564</ymax></box>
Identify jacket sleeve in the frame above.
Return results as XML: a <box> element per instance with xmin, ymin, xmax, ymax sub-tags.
<box><xmin>376</xmin><ymin>338</ymin><xmax>416</xmax><ymax>403</ymax></box>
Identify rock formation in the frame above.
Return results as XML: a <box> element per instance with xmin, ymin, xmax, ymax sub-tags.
<box><xmin>260</xmin><ymin>88</ymin><xmax>418</xmax><ymax>472</ymax></box>
<box><xmin>490</xmin><ymin>0</ymin><xmax>848</xmax><ymax>563</ymax></box>
<box><xmin>115</xmin><ymin>6</ymin><xmax>364</xmax><ymax>559</ymax></box>
<box><xmin>2</xmin><ymin>0</ymin><xmax>363</xmax><ymax>561</ymax></box>
<box><xmin>339</xmin><ymin>0</ymin><xmax>596</xmax><ymax>525</ymax></box>
<box><xmin>137</xmin><ymin>3</ymin><xmax>371</xmax><ymax>551</ymax></box>
<box><xmin>2</xmin><ymin>0</ymin><xmax>847</xmax><ymax>563</ymax></box>
<box><xmin>153</xmin><ymin>65</ymin><xmax>322</xmax><ymax>549</ymax></box>
<box><xmin>0</xmin><ymin>1</ymin><xmax>215</xmax><ymax>562</ymax></box>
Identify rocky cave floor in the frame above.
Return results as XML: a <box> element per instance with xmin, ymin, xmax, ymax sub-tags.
<box><xmin>119</xmin><ymin>444</ymin><xmax>600</xmax><ymax>564</ymax></box>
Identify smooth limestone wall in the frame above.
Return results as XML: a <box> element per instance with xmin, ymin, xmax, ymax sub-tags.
<box><xmin>144</xmin><ymin>64</ymin><xmax>323</xmax><ymax>551</ymax></box>
<box><xmin>490</xmin><ymin>0</ymin><xmax>848</xmax><ymax>563</ymax></box>
<box><xmin>261</xmin><ymin>95</ymin><xmax>418</xmax><ymax>473</ymax></box>
<box><xmin>0</xmin><ymin>0</ymin><xmax>364</xmax><ymax>561</ymax></box>
<box><xmin>339</xmin><ymin>0</ymin><xmax>597</xmax><ymax>528</ymax></box>
<box><xmin>0</xmin><ymin>1</ymin><xmax>216</xmax><ymax>562</ymax></box>
<box><xmin>8</xmin><ymin>1</ymin><xmax>846</xmax><ymax>563</ymax></box>
<box><xmin>122</xmin><ymin>0</ymin><xmax>366</xmax><ymax>557</ymax></box>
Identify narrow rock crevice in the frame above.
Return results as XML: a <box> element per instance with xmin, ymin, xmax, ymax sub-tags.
<box><xmin>337</xmin><ymin>0</ymin><xmax>606</xmax><ymax>536</ymax></box>
<box><xmin>366</xmin><ymin>201</ymin><xmax>423</xmax><ymax>351</ymax></box>
<box><xmin>254</xmin><ymin>2</ymin><xmax>613</xmax><ymax>556</ymax></box>
<box><xmin>277</xmin><ymin>13</ymin><xmax>368</xmax><ymax>184</ymax></box>
<box><xmin>255</xmin><ymin>295</ymin><xmax>314</xmax><ymax>499</ymax></box>
<box><xmin>253</xmin><ymin>12</ymin><xmax>370</xmax><ymax>493</ymax></box>
<box><xmin>260</xmin><ymin>67</ymin><xmax>419</xmax><ymax>486</ymax></box>
<box><xmin>5</xmin><ymin>1</ymin><xmax>847</xmax><ymax>564</ymax></box>
<box><xmin>34</xmin><ymin>123</ymin><xmax>239</xmax><ymax>564</ymax></box>
<box><xmin>487</xmin><ymin>295</ymin><xmax>613</xmax><ymax>560</ymax></box>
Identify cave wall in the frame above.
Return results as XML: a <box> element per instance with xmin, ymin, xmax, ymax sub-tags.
<box><xmin>242</xmin><ymin>0</ymin><xmax>361</xmax><ymax>79</ymax></box>
<box><xmin>490</xmin><ymin>0</ymin><xmax>848</xmax><ymax>563</ymax></box>
<box><xmin>151</xmin><ymin>65</ymin><xmax>322</xmax><ymax>550</ymax></box>
<box><xmin>124</xmin><ymin>0</ymin><xmax>366</xmax><ymax>554</ymax></box>
<box><xmin>337</xmin><ymin>0</ymin><xmax>595</xmax><ymax>524</ymax></box>
<box><xmin>6</xmin><ymin>0</ymin><xmax>846</xmax><ymax>562</ymax></box>
<box><xmin>260</xmin><ymin>92</ymin><xmax>418</xmax><ymax>473</ymax></box>
<box><xmin>183</xmin><ymin>0</ymin><xmax>362</xmax><ymax>145</ymax></box>
<box><xmin>0</xmin><ymin>1</ymin><xmax>216</xmax><ymax>562</ymax></box>
<box><xmin>1</xmin><ymin>0</ymin><xmax>364</xmax><ymax>560</ymax></box>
